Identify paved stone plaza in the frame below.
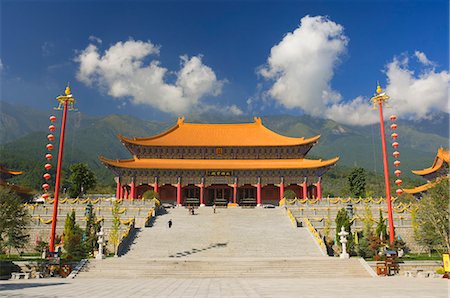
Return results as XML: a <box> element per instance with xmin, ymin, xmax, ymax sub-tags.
<box><xmin>2</xmin><ymin>207</ymin><xmax>448</xmax><ymax>297</ymax></box>
<box><xmin>0</xmin><ymin>277</ymin><xmax>448</xmax><ymax>297</ymax></box>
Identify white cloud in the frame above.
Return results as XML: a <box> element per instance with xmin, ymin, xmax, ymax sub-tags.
<box><xmin>260</xmin><ymin>15</ymin><xmax>449</xmax><ymax>125</ymax></box>
<box><xmin>41</xmin><ymin>42</ymin><xmax>54</xmax><ymax>57</ymax></box>
<box><xmin>0</xmin><ymin>59</ymin><xmax>3</xmax><ymax>72</ymax></box>
<box><xmin>385</xmin><ymin>55</ymin><xmax>450</xmax><ymax>119</ymax></box>
<box><xmin>75</xmin><ymin>39</ymin><xmax>226</xmax><ymax>115</ymax></box>
<box><xmin>259</xmin><ymin>15</ymin><xmax>348</xmax><ymax>116</ymax></box>
<box><xmin>88</xmin><ymin>35</ymin><xmax>102</xmax><ymax>44</ymax></box>
<box><xmin>225</xmin><ymin>104</ymin><xmax>244</xmax><ymax>116</ymax></box>
<box><xmin>414</xmin><ymin>51</ymin><xmax>434</xmax><ymax>66</ymax></box>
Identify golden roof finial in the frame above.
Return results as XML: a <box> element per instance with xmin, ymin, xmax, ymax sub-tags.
<box><xmin>65</xmin><ymin>82</ymin><xmax>71</xmax><ymax>95</ymax></box>
<box><xmin>376</xmin><ymin>81</ymin><xmax>382</xmax><ymax>94</ymax></box>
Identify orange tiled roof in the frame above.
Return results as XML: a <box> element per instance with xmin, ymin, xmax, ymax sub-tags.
<box><xmin>119</xmin><ymin>117</ymin><xmax>320</xmax><ymax>147</ymax></box>
<box><xmin>0</xmin><ymin>166</ymin><xmax>23</xmax><ymax>176</ymax></box>
<box><xmin>411</xmin><ymin>148</ymin><xmax>449</xmax><ymax>176</ymax></box>
<box><xmin>99</xmin><ymin>156</ymin><xmax>339</xmax><ymax>170</ymax></box>
<box><xmin>403</xmin><ymin>176</ymin><xmax>449</xmax><ymax>194</ymax></box>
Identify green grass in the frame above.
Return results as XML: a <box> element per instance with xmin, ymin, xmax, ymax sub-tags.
<box><xmin>401</xmin><ymin>252</ymin><xmax>443</xmax><ymax>261</ymax></box>
<box><xmin>0</xmin><ymin>253</ymin><xmax>42</xmax><ymax>261</ymax></box>
<box><xmin>365</xmin><ymin>252</ymin><xmax>443</xmax><ymax>261</ymax></box>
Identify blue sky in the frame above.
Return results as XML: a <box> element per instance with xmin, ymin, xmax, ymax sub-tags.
<box><xmin>1</xmin><ymin>0</ymin><xmax>448</xmax><ymax>125</ymax></box>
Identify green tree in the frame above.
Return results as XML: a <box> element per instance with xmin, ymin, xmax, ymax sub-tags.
<box><xmin>348</xmin><ymin>167</ymin><xmax>367</xmax><ymax>197</ymax></box>
<box><xmin>283</xmin><ymin>189</ymin><xmax>297</xmax><ymax>202</ymax></box>
<box><xmin>335</xmin><ymin>208</ymin><xmax>353</xmax><ymax>251</ymax></box>
<box><xmin>376</xmin><ymin>209</ymin><xmax>388</xmax><ymax>241</ymax></box>
<box><xmin>142</xmin><ymin>190</ymin><xmax>159</xmax><ymax>200</ymax></box>
<box><xmin>358</xmin><ymin>205</ymin><xmax>375</xmax><ymax>258</ymax></box>
<box><xmin>63</xmin><ymin>210</ymin><xmax>86</xmax><ymax>258</ymax></box>
<box><xmin>84</xmin><ymin>203</ymin><xmax>98</xmax><ymax>256</ymax></box>
<box><xmin>67</xmin><ymin>163</ymin><xmax>97</xmax><ymax>198</ymax></box>
<box><xmin>0</xmin><ymin>187</ymin><xmax>30</xmax><ymax>255</ymax></box>
<box><xmin>109</xmin><ymin>200</ymin><xmax>121</xmax><ymax>256</ymax></box>
<box><xmin>415</xmin><ymin>180</ymin><xmax>450</xmax><ymax>253</ymax></box>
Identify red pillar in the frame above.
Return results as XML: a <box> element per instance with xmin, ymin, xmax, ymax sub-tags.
<box><xmin>233</xmin><ymin>183</ymin><xmax>237</xmax><ymax>204</ymax></box>
<box><xmin>130</xmin><ymin>179</ymin><xmax>136</xmax><ymax>200</ymax></box>
<box><xmin>316</xmin><ymin>178</ymin><xmax>322</xmax><ymax>200</ymax></box>
<box><xmin>154</xmin><ymin>177</ymin><xmax>159</xmax><ymax>193</ymax></box>
<box><xmin>256</xmin><ymin>178</ymin><xmax>262</xmax><ymax>206</ymax></box>
<box><xmin>200</xmin><ymin>181</ymin><xmax>205</xmax><ymax>206</ymax></box>
<box><xmin>379</xmin><ymin>101</ymin><xmax>395</xmax><ymax>244</ymax></box>
<box><xmin>115</xmin><ymin>178</ymin><xmax>121</xmax><ymax>200</ymax></box>
<box><xmin>49</xmin><ymin>100</ymin><xmax>68</xmax><ymax>253</ymax></box>
<box><xmin>176</xmin><ymin>178</ymin><xmax>182</xmax><ymax>206</ymax></box>
<box><xmin>279</xmin><ymin>178</ymin><xmax>284</xmax><ymax>201</ymax></box>
<box><xmin>302</xmin><ymin>179</ymin><xmax>307</xmax><ymax>199</ymax></box>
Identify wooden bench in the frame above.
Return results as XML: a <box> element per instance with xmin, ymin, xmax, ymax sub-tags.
<box><xmin>11</xmin><ymin>272</ymin><xmax>31</xmax><ymax>279</ymax></box>
<box><xmin>376</xmin><ymin>255</ymin><xmax>400</xmax><ymax>276</ymax></box>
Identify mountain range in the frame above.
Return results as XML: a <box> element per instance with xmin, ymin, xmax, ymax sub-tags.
<box><xmin>1</xmin><ymin>100</ymin><xmax>448</xmax><ymax>194</ymax></box>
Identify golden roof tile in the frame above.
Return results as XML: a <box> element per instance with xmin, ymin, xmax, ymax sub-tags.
<box><xmin>119</xmin><ymin>117</ymin><xmax>320</xmax><ymax>147</ymax></box>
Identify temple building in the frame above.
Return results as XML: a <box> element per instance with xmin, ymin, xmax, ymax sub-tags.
<box><xmin>0</xmin><ymin>165</ymin><xmax>32</xmax><ymax>199</ymax></box>
<box><xmin>404</xmin><ymin>148</ymin><xmax>449</xmax><ymax>198</ymax></box>
<box><xmin>100</xmin><ymin>117</ymin><xmax>339</xmax><ymax>206</ymax></box>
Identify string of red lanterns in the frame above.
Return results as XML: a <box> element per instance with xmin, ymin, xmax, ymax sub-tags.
<box><xmin>42</xmin><ymin>115</ymin><xmax>57</xmax><ymax>200</ymax></box>
<box><xmin>390</xmin><ymin>115</ymin><xmax>403</xmax><ymax>196</ymax></box>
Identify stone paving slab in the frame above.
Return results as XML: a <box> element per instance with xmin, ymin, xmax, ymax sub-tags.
<box><xmin>0</xmin><ymin>277</ymin><xmax>448</xmax><ymax>298</ymax></box>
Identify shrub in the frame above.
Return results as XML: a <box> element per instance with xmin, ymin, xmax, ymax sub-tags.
<box><xmin>283</xmin><ymin>190</ymin><xmax>297</xmax><ymax>201</ymax></box>
<box><xmin>142</xmin><ymin>190</ymin><xmax>159</xmax><ymax>200</ymax></box>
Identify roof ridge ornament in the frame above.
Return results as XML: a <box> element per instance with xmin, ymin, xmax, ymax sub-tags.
<box><xmin>253</xmin><ymin>116</ymin><xmax>262</xmax><ymax>125</ymax></box>
<box><xmin>177</xmin><ymin>117</ymin><xmax>185</xmax><ymax>125</ymax></box>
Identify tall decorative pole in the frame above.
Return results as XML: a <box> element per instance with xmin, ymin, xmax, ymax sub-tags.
<box><xmin>49</xmin><ymin>84</ymin><xmax>76</xmax><ymax>252</ymax></box>
<box><xmin>371</xmin><ymin>84</ymin><xmax>395</xmax><ymax>244</ymax></box>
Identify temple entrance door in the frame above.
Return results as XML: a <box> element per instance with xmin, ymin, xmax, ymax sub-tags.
<box><xmin>206</xmin><ymin>185</ymin><xmax>231</xmax><ymax>206</ymax></box>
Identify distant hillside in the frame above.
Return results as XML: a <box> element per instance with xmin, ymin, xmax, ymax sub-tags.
<box><xmin>0</xmin><ymin>101</ymin><xmax>447</xmax><ymax>194</ymax></box>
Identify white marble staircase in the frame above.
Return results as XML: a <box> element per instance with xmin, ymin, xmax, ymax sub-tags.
<box><xmin>78</xmin><ymin>207</ymin><xmax>372</xmax><ymax>278</ymax></box>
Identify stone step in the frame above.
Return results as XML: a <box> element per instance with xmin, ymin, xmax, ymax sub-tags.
<box><xmin>77</xmin><ymin>207</ymin><xmax>372</xmax><ymax>279</ymax></box>
<box><xmin>79</xmin><ymin>258</ymin><xmax>370</xmax><ymax>278</ymax></box>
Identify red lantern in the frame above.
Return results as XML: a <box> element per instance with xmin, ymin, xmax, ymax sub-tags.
<box><xmin>48</xmin><ymin>125</ymin><xmax>56</xmax><ymax>132</ymax></box>
<box><xmin>394</xmin><ymin>169</ymin><xmax>402</xmax><ymax>176</ymax></box>
<box><xmin>394</xmin><ymin>160</ymin><xmax>401</xmax><ymax>167</ymax></box>
<box><xmin>391</xmin><ymin>133</ymin><xmax>398</xmax><ymax>140</ymax></box>
<box><xmin>392</xmin><ymin>142</ymin><xmax>399</xmax><ymax>148</ymax></box>
<box><xmin>390</xmin><ymin>115</ymin><xmax>397</xmax><ymax>122</ymax></box>
<box><xmin>393</xmin><ymin>151</ymin><xmax>400</xmax><ymax>158</ymax></box>
<box><xmin>43</xmin><ymin>173</ymin><xmax>51</xmax><ymax>180</ymax></box>
<box><xmin>390</xmin><ymin>124</ymin><xmax>397</xmax><ymax>130</ymax></box>
<box><xmin>45</xmin><ymin>154</ymin><xmax>53</xmax><ymax>160</ymax></box>
<box><xmin>42</xmin><ymin>193</ymin><xmax>50</xmax><ymax>199</ymax></box>
<box><xmin>44</xmin><ymin>163</ymin><xmax>52</xmax><ymax>170</ymax></box>
<box><xmin>396</xmin><ymin>189</ymin><xmax>403</xmax><ymax>196</ymax></box>
<box><xmin>42</xmin><ymin>183</ymin><xmax>50</xmax><ymax>190</ymax></box>
<box><xmin>47</xmin><ymin>134</ymin><xmax>55</xmax><ymax>141</ymax></box>
<box><xmin>49</xmin><ymin>115</ymin><xmax>57</xmax><ymax>122</ymax></box>
<box><xmin>46</xmin><ymin>144</ymin><xmax>54</xmax><ymax>150</ymax></box>
<box><xmin>395</xmin><ymin>179</ymin><xmax>402</xmax><ymax>186</ymax></box>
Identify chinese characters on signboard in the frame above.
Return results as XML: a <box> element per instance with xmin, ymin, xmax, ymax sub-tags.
<box><xmin>206</xmin><ymin>170</ymin><xmax>233</xmax><ymax>176</ymax></box>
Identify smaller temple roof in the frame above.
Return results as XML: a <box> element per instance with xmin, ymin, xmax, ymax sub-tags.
<box><xmin>403</xmin><ymin>177</ymin><xmax>449</xmax><ymax>194</ymax></box>
<box><xmin>118</xmin><ymin>117</ymin><xmax>320</xmax><ymax>147</ymax></box>
<box><xmin>411</xmin><ymin>148</ymin><xmax>449</xmax><ymax>176</ymax></box>
<box><xmin>99</xmin><ymin>156</ymin><xmax>339</xmax><ymax>170</ymax></box>
<box><xmin>0</xmin><ymin>166</ymin><xmax>23</xmax><ymax>176</ymax></box>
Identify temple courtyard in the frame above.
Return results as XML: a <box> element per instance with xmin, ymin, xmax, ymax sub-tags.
<box><xmin>1</xmin><ymin>207</ymin><xmax>448</xmax><ymax>297</ymax></box>
<box><xmin>1</xmin><ymin>276</ymin><xmax>448</xmax><ymax>297</ymax></box>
